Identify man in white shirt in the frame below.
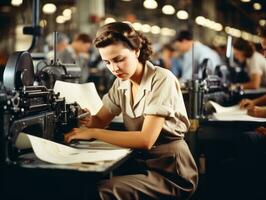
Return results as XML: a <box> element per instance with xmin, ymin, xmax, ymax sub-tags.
<box><xmin>174</xmin><ymin>30</ymin><xmax>222</xmax><ymax>81</ymax></box>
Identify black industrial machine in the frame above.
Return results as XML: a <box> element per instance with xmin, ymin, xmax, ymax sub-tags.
<box><xmin>186</xmin><ymin>36</ymin><xmax>248</xmax><ymax>119</ymax></box>
<box><xmin>0</xmin><ymin>51</ymin><xmax>81</xmax><ymax>164</ymax></box>
<box><xmin>36</xmin><ymin>32</ymin><xmax>82</xmax><ymax>89</ymax></box>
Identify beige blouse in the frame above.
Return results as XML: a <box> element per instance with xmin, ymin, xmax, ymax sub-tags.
<box><xmin>102</xmin><ymin>61</ymin><xmax>190</xmax><ymax>139</ymax></box>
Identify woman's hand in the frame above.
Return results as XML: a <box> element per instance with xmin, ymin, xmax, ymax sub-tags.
<box><xmin>79</xmin><ymin>108</ymin><xmax>91</xmax><ymax>127</ymax></box>
<box><xmin>239</xmin><ymin>99</ymin><xmax>255</xmax><ymax>109</ymax></box>
<box><xmin>255</xmin><ymin>126</ymin><xmax>266</xmax><ymax>136</ymax></box>
<box><xmin>64</xmin><ymin>127</ymin><xmax>95</xmax><ymax>143</ymax></box>
<box><xmin>247</xmin><ymin>106</ymin><xmax>266</xmax><ymax>118</ymax></box>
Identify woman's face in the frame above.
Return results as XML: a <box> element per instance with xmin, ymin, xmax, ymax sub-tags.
<box><xmin>98</xmin><ymin>43</ymin><xmax>139</xmax><ymax>81</ymax></box>
<box><xmin>233</xmin><ymin>48</ymin><xmax>246</xmax><ymax>63</ymax></box>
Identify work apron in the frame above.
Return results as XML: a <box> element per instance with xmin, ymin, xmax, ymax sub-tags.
<box><xmin>134</xmin><ymin>137</ymin><xmax>198</xmax><ymax>199</ymax></box>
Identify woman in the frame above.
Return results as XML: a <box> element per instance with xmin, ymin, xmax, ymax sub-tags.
<box><xmin>65</xmin><ymin>22</ymin><xmax>198</xmax><ymax>200</ymax></box>
<box><xmin>232</xmin><ymin>38</ymin><xmax>266</xmax><ymax>89</ymax></box>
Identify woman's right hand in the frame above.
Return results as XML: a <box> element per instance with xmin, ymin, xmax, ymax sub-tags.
<box><xmin>79</xmin><ymin>108</ymin><xmax>91</xmax><ymax>127</ymax></box>
<box><xmin>239</xmin><ymin>99</ymin><xmax>255</xmax><ymax>109</ymax></box>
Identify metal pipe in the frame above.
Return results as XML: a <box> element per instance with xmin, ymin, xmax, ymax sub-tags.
<box><xmin>27</xmin><ymin>0</ymin><xmax>40</xmax><ymax>52</ymax></box>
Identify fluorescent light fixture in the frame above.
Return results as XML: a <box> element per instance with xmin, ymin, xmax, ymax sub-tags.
<box><xmin>143</xmin><ymin>0</ymin><xmax>158</xmax><ymax>9</ymax></box>
<box><xmin>132</xmin><ymin>22</ymin><xmax>142</xmax><ymax>31</ymax></box>
<box><xmin>142</xmin><ymin>24</ymin><xmax>151</xmax><ymax>33</ymax></box>
<box><xmin>253</xmin><ymin>3</ymin><xmax>262</xmax><ymax>10</ymax></box>
<box><xmin>259</xmin><ymin>19</ymin><xmax>266</xmax><ymax>26</ymax></box>
<box><xmin>104</xmin><ymin>17</ymin><xmax>116</xmax><ymax>24</ymax></box>
<box><xmin>241</xmin><ymin>31</ymin><xmax>253</xmax><ymax>41</ymax></box>
<box><xmin>252</xmin><ymin>35</ymin><xmax>261</xmax><ymax>43</ymax></box>
<box><xmin>11</xmin><ymin>0</ymin><xmax>23</xmax><ymax>6</ymax></box>
<box><xmin>56</xmin><ymin>16</ymin><xmax>65</xmax><ymax>24</ymax></box>
<box><xmin>39</xmin><ymin>19</ymin><xmax>47</xmax><ymax>27</ymax></box>
<box><xmin>225</xmin><ymin>26</ymin><xmax>241</xmax><ymax>38</ymax></box>
<box><xmin>63</xmin><ymin>9</ymin><xmax>72</xmax><ymax>17</ymax></box>
<box><xmin>42</xmin><ymin>3</ymin><xmax>57</xmax><ymax>14</ymax></box>
<box><xmin>162</xmin><ymin>5</ymin><xmax>175</xmax><ymax>15</ymax></box>
<box><xmin>195</xmin><ymin>16</ymin><xmax>206</xmax><ymax>26</ymax></box>
<box><xmin>161</xmin><ymin>27</ymin><xmax>176</xmax><ymax>36</ymax></box>
<box><xmin>240</xmin><ymin>0</ymin><xmax>251</xmax><ymax>2</ymax></box>
<box><xmin>176</xmin><ymin>10</ymin><xmax>189</xmax><ymax>20</ymax></box>
<box><xmin>151</xmin><ymin>25</ymin><xmax>161</xmax><ymax>34</ymax></box>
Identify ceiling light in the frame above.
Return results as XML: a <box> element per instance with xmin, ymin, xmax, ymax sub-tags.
<box><xmin>121</xmin><ymin>0</ymin><xmax>132</xmax><ymax>1</ymax></box>
<box><xmin>252</xmin><ymin>35</ymin><xmax>261</xmax><ymax>44</ymax></box>
<box><xmin>162</xmin><ymin>5</ymin><xmax>175</xmax><ymax>15</ymax></box>
<box><xmin>253</xmin><ymin>3</ymin><xmax>262</xmax><ymax>10</ymax></box>
<box><xmin>132</xmin><ymin>22</ymin><xmax>142</xmax><ymax>31</ymax></box>
<box><xmin>241</xmin><ymin>31</ymin><xmax>253</xmax><ymax>41</ymax></box>
<box><xmin>63</xmin><ymin>9</ymin><xmax>72</xmax><ymax>17</ymax></box>
<box><xmin>42</xmin><ymin>3</ymin><xmax>57</xmax><ymax>14</ymax></box>
<box><xmin>151</xmin><ymin>25</ymin><xmax>161</xmax><ymax>34</ymax></box>
<box><xmin>225</xmin><ymin>26</ymin><xmax>241</xmax><ymax>38</ymax></box>
<box><xmin>195</xmin><ymin>16</ymin><xmax>206</xmax><ymax>26</ymax></box>
<box><xmin>63</xmin><ymin>15</ymin><xmax>71</xmax><ymax>21</ymax></box>
<box><xmin>11</xmin><ymin>0</ymin><xmax>23</xmax><ymax>6</ymax></box>
<box><xmin>142</xmin><ymin>24</ymin><xmax>151</xmax><ymax>33</ymax></box>
<box><xmin>143</xmin><ymin>0</ymin><xmax>158</xmax><ymax>10</ymax></box>
<box><xmin>259</xmin><ymin>19</ymin><xmax>266</xmax><ymax>26</ymax></box>
<box><xmin>56</xmin><ymin>16</ymin><xmax>65</xmax><ymax>24</ymax></box>
<box><xmin>240</xmin><ymin>0</ymin><xmax>251</xmax><ymax>2</ymax></box>
<box><xmin>104</xmin><ymin>17</ymin><xmax>116</xmax><ymax>24</ymax></box>
<box><xmin>39</xmin><ymin>19</ymin><xmax>47</xmax><ymax>27</ymax></box>
<box><xmin>176</xmin><ymin>10</ymin><xmax>189</xmax><ymax>20</ymax></box>
<box><xmin>161</xmin><ymin>27</ymin><xmax>176</xmax><ymax>36</ymax></box>
<box><xmin>214</xmin><ymin>23</ymin><xmax>223</xmax><ymax>31</ymax></box>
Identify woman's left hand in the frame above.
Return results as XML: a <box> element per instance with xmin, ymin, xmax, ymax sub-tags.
<box><xmin>64</xmin><ymin>127</ymin><xmax>96</xmax><ymax>143</ymax></box>
<box><xmin>247</xmin><ymin>106</ymin><xmax>266</xmax><ymax>118</ymax></box>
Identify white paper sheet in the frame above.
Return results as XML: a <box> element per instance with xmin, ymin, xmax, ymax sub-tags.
<box><xmin>70</xmin><ymin>140</ymin><xmax>124</xmax><ymax>150</ymax></box>
<box><xmin>26</xmin><ymin>134</ymin><xmax>130</xmax><ymax>164</ymax></box>
<box><xmin>208</xmin><ymin>101</ymin><xmax>266</xmax><ymax>122</ymax></box>
<box><xmin>54</xmin><ymin>81</ymin><xmax>103</xmax><ymax>115</ymax></box>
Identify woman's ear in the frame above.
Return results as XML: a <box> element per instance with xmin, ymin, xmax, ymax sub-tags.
<box><xmin>135</xmin><ymin>50</ymin><xmax>140</xmax><ymax>57</ymax></box>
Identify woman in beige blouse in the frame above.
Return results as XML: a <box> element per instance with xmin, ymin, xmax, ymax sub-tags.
<box><xmin>65</xmin><ymin>22</ymin><xmax>198</xmax><ymax>200</ymax></box>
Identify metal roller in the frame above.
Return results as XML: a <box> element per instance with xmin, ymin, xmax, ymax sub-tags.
<box><xmin>3</xmin><ymin>51</ymin><xmax>34</xmax><ymax>91</ymax></box>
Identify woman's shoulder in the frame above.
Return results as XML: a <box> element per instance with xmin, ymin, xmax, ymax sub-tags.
<box><xmin>153</xmin><ymin>64</ymin><xmax>178</xmax><ymax>82</ymax></box>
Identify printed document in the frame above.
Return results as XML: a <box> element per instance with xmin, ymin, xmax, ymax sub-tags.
<box><xmin>207</xmin><ymin>101</ymin><xmax>266</xmax><ymax>122</ymax></box>
<box><xmin>54</xmin><ymin>81</ymin><xmax>103</xmax><ymax>115</ymax></box>
<box><xmin>26</xmin><ymin>134</ymin><xmax>130</xmax><ymax>165</ymax></box>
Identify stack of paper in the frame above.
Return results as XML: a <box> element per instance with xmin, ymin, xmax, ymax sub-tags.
<box><xmin>208</xmin><ymin>101</ymin><xmax>266</xmax><ymax>122</ymax></box>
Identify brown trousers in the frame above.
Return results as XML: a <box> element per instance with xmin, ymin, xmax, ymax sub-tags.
<box><xmin>97</xmin><ymin>139</ymin><xmax>198</xmax><ymax>200</ymax></box>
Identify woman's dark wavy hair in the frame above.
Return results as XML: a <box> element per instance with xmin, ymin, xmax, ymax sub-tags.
<box><xmin>233</xmin><ymin>38</ymin><xmax>254</xmax><ymax>58</ymax></box>
<box><xmin>93</xmin><ymin>22</ymin><xmax>152</xmax><ymax>65</ymax></box>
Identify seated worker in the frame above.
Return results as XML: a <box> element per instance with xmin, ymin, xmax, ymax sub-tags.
<box><xmin>64</xmin><ymin>22</ymin><xmax>198</xmax><ymax>200</ymax></box>
<box><xmin>45</xmin><ymin>32</ymin><xmax>69</xmax><ymax>59</ymax></box>
<box><xmin>237</xmin><ymin>26</ymin><xmax>266</xmax><ymax>199</ymax></box>
<box><xmin>239</xmin><ymin>25</ymin><xmax>266</xmax><ymax>117</ymax></box>
<box><xmin>58</xmin><ymin>33</ymin><xmax>92</xmax><ymax>83</ymax></box>
<box><xmin>158</xmin><ymin>43</ymin><xmax>182</xmax><ymax>78</ymax></box>
<box><xmin>232</xmin><ymin>38</ymin><xmax>266</xmax><ymax>89</ymax></box>
<box><xmin>174</xmin><ymin>30</ymin><xmax>222</xmax><ymax>81</ymax></box>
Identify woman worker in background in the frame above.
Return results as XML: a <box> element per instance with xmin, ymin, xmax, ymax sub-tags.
<box><xmin>65</xmin><ymin>22</ymin><xmax>198</xmax><ymax>200</ymax></box>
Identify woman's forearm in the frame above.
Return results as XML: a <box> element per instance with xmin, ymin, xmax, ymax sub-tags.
<box><xmin>241</xmin><ymin>81</ymin><xmax>260</xmax><ymax>89</ymax></box>
<box><xmin>93</xmin><ymin>129</ymin><xmax>151</xmax><ymax>149</ymax></box>
<box><xmin>254</xmin><ymin>95</ymin><xmax>266</xmax><ymax>106</ymax></box>
<box><xmin>86</xmin><ymin>116</ymin><xmax>110</xmax><ymax>129</ymax></box>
